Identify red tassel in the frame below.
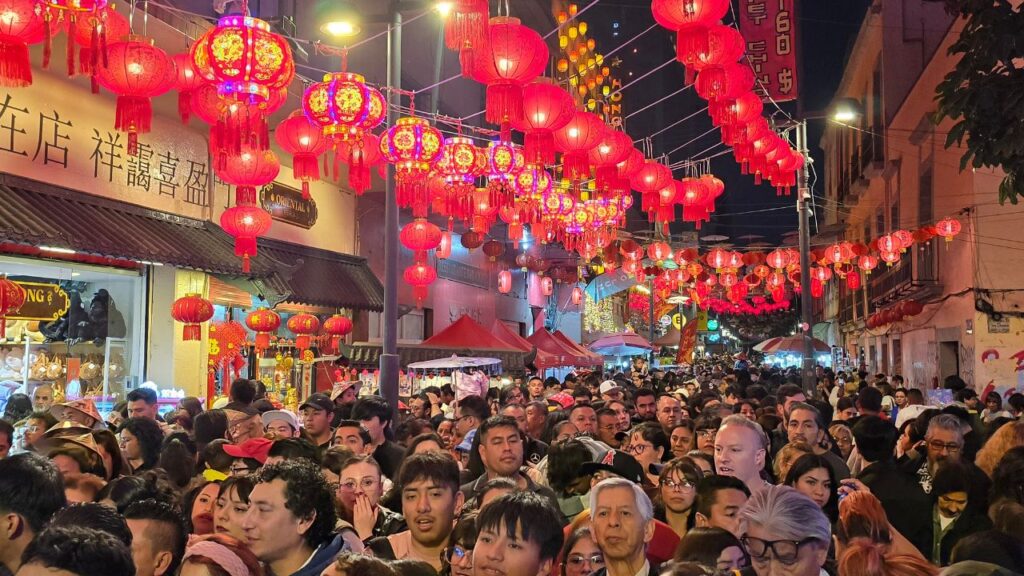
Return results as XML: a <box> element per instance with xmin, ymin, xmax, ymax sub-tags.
<box><xmin>0</xmin><ymin>42</ymin><xmax>33</xmax><ymax>87</ymax></box>
<box><xmin>115</xmin><ymin>95</ymin><xmax>151</xmax><ymax>156</ymax></box>
<box><xmin>78</xmin><ymin>47</ymin><xmax>92</xmax><ymax>75</ymax></box>
<box><xmin>182</xmin><ymin>324</ymin><xmax>202</xmax><ymax>341</ymax></box>
<box><xmin>242</xmin><ymin>254</ymin><xmax>251</xmax><ymax>273</ymax></box>
<box><xmin>42</xmin><ymin>16</ymin><xmax>52</xmax><ymax>69</ymax></box>
<box><xmin>100</xmin><ymin>25</ymin><xmax>108</xmax><ymax>68</ymax></box>
<box><xmin>301</xmin><ymin>182</ymin><xmax>310</xmax><ymax>199</ymax></box>
<box><xmin>90</xmin><ymin>73</ymin><xmax>99</xmax><ymax>94</ymax></box>
<box><xmin>66</xmin><ymin>16</ymin><xmax>76</xmax><ymax>77</ymax></box>
<box><xmin>293</xmin><ymin>154</ymin><xmax>319</xmax><ymax>186</ymax></box>
<box><xmin>178</xmin><ymin>91</ymin><xmax>191</xmax><ymax>124</ymax></box>
<box><xmin>485</xmin><ymin>84</ymin><xmax>524</xmax><ymax>126</ymax></box>
<box><xmin>524</xmin><ymin>131</ymin><xmax>555</xmax><ymax>165</ymax></box>
<box><xmin>459</xmin><ymin>45</ymin><xmax>475</xmax><ymax>78</ymax></box>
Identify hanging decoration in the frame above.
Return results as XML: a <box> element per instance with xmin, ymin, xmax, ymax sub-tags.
<box><xmin>172</xmin><ymin>52</ymin><xmax>205</xmax><ymax>123</ymax></box>
<box><xmin>68</xmin><ymin>4</ymin><xmax>128</xmax><ymax>92</ymax></box>
<box><xmin>404</xmin><ymin>262</ymin><xmax>437</xmax><ymax>306</ymax></box>
<box><xmin>287</xmin><ymin>313</ymin><xmax>320</xmax><ymax>354</ymax></box>
<box><xmin>514</xmin><ymin>79</ymin><xmax>576</xmax><ymax>165</ymax></box>
<box><xmin>171</xmin><ymin>293</ymin><xmax>214</xmax><ymax>341</ymax></box>
<box><xmin>445</xmin><ymin>0</ymin><xmax>488</xmax><ymax>74</ymax></box>
<box><xmin>0</xmin><ymin>0</ymin><xmax>45</xmax><ymax>88</ymax></box>
<box><xmin>497</xmin><ymin>269</ymin><xmax>512</xmax><ymax>293</ymax></box>
<box><xmin>95</xmin><ymin>36</ymin><xmax>173</xmax><ymax>155</ymax></box>
<box><xmin>245</xmin><ymin>307</ymin><xmax>281</xmax><ymax>353</ymax></box>
<box><xmin>322</xmin><ymin>314</ymin><xmax>353</xmax><ymax>351</ymax></box>
<box><xmin>0</xmin><ymin>276</ymin><xmax>26</xmax><ymax>339</ymax></box>
<box><xmin>379</xmin><ymin>116</ymin><xmax>444</xmax><ymax>211</ymax></box>
<box><xmin>400</xmin><ymin>218</ymin><xmax>443</xmax><ymax>262</ymax></box>
<box><xmin>274</xmin><ymin>110</ymin><xmax>330</xmax><ymax>199</ymax></box>
<box><xmin>553</xmin><ymin>110</ymin><xmax>605</xmax><ymax>183</ymax></box>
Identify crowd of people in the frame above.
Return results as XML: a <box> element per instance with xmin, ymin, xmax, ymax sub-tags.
<box><xmin>1</xmin><ymin>358</ymin><xmax>1024</xmax><ymax>576</ymax></box>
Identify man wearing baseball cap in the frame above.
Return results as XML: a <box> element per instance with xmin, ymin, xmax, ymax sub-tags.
<box><xmin>262</xmin><ymin>410</ymin><xmax>300</xmax><ymax>440</ymax></box>
<box><xmin>599</xmin><ymin>380</ymin><xmax>624</xmax><ymax>403</ymax></box>
<box><xmin>299</xmin><ymin>393</ymin><xmax>334</xmax><ymax>450</ymax></box>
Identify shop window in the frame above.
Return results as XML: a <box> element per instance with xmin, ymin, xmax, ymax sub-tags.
<box><xmin>0</xmin><ymin>257</ymin><xmax>144</xmax><ymax>416</ymax></box>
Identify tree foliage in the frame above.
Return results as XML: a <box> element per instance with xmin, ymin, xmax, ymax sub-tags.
<box><xmin>934</xmin><ymin>0</ymin><xmax>1024</xmax><ymax>204</ymax></box>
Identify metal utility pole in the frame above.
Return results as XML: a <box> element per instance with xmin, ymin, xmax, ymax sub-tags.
<box><xmin>795</xmin><ymin>119</ymin><xmax>816</xmax><ymax>396</ymax></box>
<box><xmin>380</xmin><ymin>2</ymin><xmax>402</xmax><ymax>424</ymax></box>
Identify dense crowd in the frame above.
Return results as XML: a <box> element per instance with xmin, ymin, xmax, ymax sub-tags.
<box><xmin>1</xmin><ymin>358</ymin><xmax>1024</xmax><ymax>576</ymax></box>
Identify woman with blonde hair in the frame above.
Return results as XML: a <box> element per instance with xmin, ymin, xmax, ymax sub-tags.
<box><xmin>975</xmin><ymin>420</ymin><xmax>1024</xmax><ymax>477</ymax></box>
<box><xmin>835</xmin><ymin>487</ymin><xmax>937</xmax><ymax>576</ymax></box>
<box><xmin>772</xmin><ymin>440</ymin><xmax>812</xmax><ymax>482</ymax></box>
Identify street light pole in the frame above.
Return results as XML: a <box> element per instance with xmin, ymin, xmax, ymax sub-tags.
<box><xmin>795</xmin><ymin>119</ymin><xmax>816</xmax><ymax>397</ymax></box>
<box><xmin>380</xmin><ymin>2</ymin><xmax>402</xmax><ymax>424</ymax></box>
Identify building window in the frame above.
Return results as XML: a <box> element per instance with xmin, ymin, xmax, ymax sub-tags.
<box><xmin>367</xmin><ymin>309</ymin><xmax>428</xmax><ymax>343</ymax></box>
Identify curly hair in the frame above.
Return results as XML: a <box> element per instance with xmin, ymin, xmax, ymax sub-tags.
<box><xmin>21</xmin><ymin>525</ymin><xmax>134</xmax><ymax>576</ymax></box>
<box><xmin>119</xmin><ymin>417</ymin><xmax>165</xmax><ymax>471</ymax></box>
<box><xmin>976</xmin><ymin>420</ymin><xmax>1024</xmax><ymax>477</ymax></box>
<box><xmin>253</xmin><ymin>459</ymin><xmax>337</xmax><ymax>549</ymax></box>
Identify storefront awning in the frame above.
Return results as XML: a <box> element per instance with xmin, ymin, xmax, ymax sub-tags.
<box><xmin>0</xmin><ymin>173</ymin><xmax>278</xmax><ymax>276</ymax></box>
<box><xmin>256</xmin><ymin>240</ymin><xmax>384</xmax><ymax>312</ymax></box>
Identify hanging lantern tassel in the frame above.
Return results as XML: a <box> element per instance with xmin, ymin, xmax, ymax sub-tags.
<box><xmin>0</xmin><ymin>40</ymin><xmax>31</xmax><ymax>88</ymax></box>
<box><xmin>42</xmin><ymin>13</ymin><xmax>52</xmax><ymax>69</ymax></box>
<box><xmin>114</xmin><ymin>95</ymin><xmax>152</xmax><ymax>156</ymax></box>
<box><xmin>65</xmin><ymin>15</ymin><xmax>77</xmax><ymax>77</ymax></box>
<box><xmin>293</xmin><ymin>153</ymin><xmax>319</xmax><ymax>200</ymax></box>
<box><xmin>347</xmin><ymin>144</ymin><xmax>369</xmax><ymax>194</ymax></box>
<box><xmin>485</xmin><ymin>84</ymin><xmax>523</xmax><ymax>141</ymax></box>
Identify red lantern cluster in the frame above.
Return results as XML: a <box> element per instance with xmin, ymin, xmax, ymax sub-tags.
<box><xmin>0</xmin><ymin>0</ymin><xmax>46</xmax><ymax>87</ymax></box>
<box><xmin>867</xmin><ymin>300</ymin><xmax>925</xmax><ymax>329</ymax></box>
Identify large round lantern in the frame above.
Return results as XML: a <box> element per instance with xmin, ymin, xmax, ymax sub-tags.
<box><xmin>379</xmin><ymin>117</ymin><xmax>444</xmax><ymax>209</ymax></box>
<box><xmin>171</xmin><ymin>293</ymin><xmax>214</xmax><ymax>341</ymax></box>
<box><xmin>172</xmin><ymin>52</ymin><xmax>206</xmax><ymax>124</ymax></box>
<box><xmin>766</xmin><ymin>249</ymin><xmax>790</xmax><ymax>270</ymax></box>
<box><xmin>275</xmin><ymin>111</ymin><xmax>330</xmax><ymax>199</ymax></box>
<box><xmin>322</xmin><ymin>314</ymin><xmax>353</xmax><ymax>351</ymax></box>
<box><xmin>695</xmin><ymin>62</ymin><xmax>754</xmax><ymax>102</ymax></box>
<box><xmin>497</xmin><ymin>269</ymin><xmax>512</xmax><ymax>293</ymax></box>
<box><xmin>935</xmin><ymin>217</ymin><xmax>962</xmax><ymax>243</ymax></box>
<box><xmin>404</xmin><ymin>262</ymin><xmax>437</xmax><ymax>306</ymax></box>
<box><xmin>630</xmin><ymin>160</ymin><xmax>673</xmax><ymax>194</ymax></box>
<box><xmin>400</xmin><ymin>218</ymin><xmax>442</xmax><ymax>262</ymax></box>
<box><xmin>191</xmin><ymin>14</ymin><xmax>294</xmax><ymax>105</ymax></box>
<box><xmin>514</xmin><ymin>79</ymin><xmax>575</xmax><ymax>165</ymax></box>
<box><xmin>302</xmin><ymin>71</ymin><xmax>385</xmax><ymax>142</ymax></box>
<box><xmin>482</xmin><ymin>239</ymin><xmax>505</xmax><ymax>261</ymax></box>
<box><xmin>857</xmin><ymin>254</ymin><xmax>878</xmax><ymax>274</ymax></box>
<box><xmin>68</xmin><ymin>4</ymin><xmax>129</xmax><ymax>92</ymax></box>
<box><xmin>0</xmin><ymin>0</ymin><xmax>45</xmax><ymax>87</ymax></box>
<box><xmin>588</xmin><ymin>129</ymin><xmax>633</xmax><ymax>190</ymax></box>
<box><xmin>651</xmin><ymin>0</ymin><xmax>730</xmax><ymax>29</ymax></box>
<box><xmin>216</xmin><ymin>147</ymin><xmax>281</xmax><ymax>204</ymax></box>
<box><xmin>95</xmin><ymin>36</ymin><xmax>173</xmax><ymax>155</ymax></box>
<box><xmin>461</xmin><ymin>230</ymin><xmax>485</xmax><ymax>251</ymax></box>
<box><xmin>245</xmin><ymin>307</ymin><xmax>281</xmax><ymax>353</ymax></box>
<box><xmin>0</xmin><ymin>276</ymin><xmax>26</xmax><ymax>339</ymax></box>
<box><xmin>553</xmin><ymin>110</ymin><xmax>606</xmax><ymax>181</ymax></box>
<box><xmin>221</xmin><ymin>203</ymin><xmax>272</xmax><ymax>273</ymax></box>
<box><xmin>436</xmin><ymin>136</ymin><xmax>487</xmax><ymax>202</ymax></box>
<box><xmin>286</xmin><ymin>313</ymin><xmax>320</xmax><ymax>353</ymax></box>
<box><xmin>470</xmin><ymin>16</ymin><xmax>549</xmax><ymax>138</ymax></box>
<box><xmin>647</xmin><ymin>241</ymin><xmax>672</xmax><ymax>263</ymax></box>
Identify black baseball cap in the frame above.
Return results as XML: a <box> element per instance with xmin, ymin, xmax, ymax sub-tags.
<box><xmin>299</xmin><ymin>393</ymin><xmax>334</xmax><ymax>414</ymax></box>
<box><xmin>581</xmin><ymin>449</ymin><xmax>645</xmax><ymax>485</ymax></box>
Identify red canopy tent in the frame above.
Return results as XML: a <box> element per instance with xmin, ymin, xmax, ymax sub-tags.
<box><xmin>528</xmin><ymin>329</ymin><xmax>590</xmax><ymax>367</ymax></box>
<box><xmin>552</xmin><ymin>330</ymin><xmax>603</xmax><ymax>366</ymax></box>
<box><xmin>491</xmin><ymin>321</ymin><xmax>562</xmax><ymax>371</ymax></box>
<box><xmin>420</xmin><ymin>315</ymin><xmax>520</xmax><ymax>351</ymax></box>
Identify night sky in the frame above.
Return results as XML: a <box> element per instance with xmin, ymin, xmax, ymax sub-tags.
<box><xmin>583</xmin><ymin>0</ymin><xmax>872</xmax><ymax>247</ymax></box>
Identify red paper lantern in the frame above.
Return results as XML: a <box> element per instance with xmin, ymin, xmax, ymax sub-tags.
<box><xmin>651</xmin><ymin>0</ymin><xmax>730</xmax><ymax>29</ymax></box>
<box><xmin>497</xmin><ymin>269</ymin><xmax>512</xmax><ymax>293</ymax></box>
<box><xmin>846</xmin><ymin>271</ymin><xmax>861</xmax><ymax>290</ymax></box>
<box><xmin>171</xmin><ymin>293</ymin><xmax>214</xmax><ymax>341</ymax></box>
<box><xmin>470</xmin><ymin>16</ymin><xmax>548</xmax><ymax>138</ymax></box>
<box><xmin>540</xmin><ymin>276</ymin><xmax>554</xmax><ymax>296</ymax></box>
<box><xmin>935</xmin><ymin>217</ymin><xmax>962</xmax><ymax>242</ymax></box>
<box><xmin>220</xmin><ymin>203</ymin><xmax>272</xmax><ymax>273</ymax></box>
<box><xmin>902</xmin><ymin>300</ymin><xmax>924</xmax><ymax>316</ymax></box>
<box><xmin>460</xmin><ymin>230</ymin><xmax>485</xmax><ymax>250</ymax></box>
<box><xmin>647</xmin><ymin>241</ymin><xmax>672</xmax><ymax>263</ymax></box>
<box><xmin>404</xmin><ymin>262</ymin><xmax>437</xmax><ymax>306</ymax></box>
<box><xmin>482</xmin><ymin>239</ymin><xmax>505</xmax><ymax>261</ymax></box>
<box><xmin>216</xmin><ymin>147</ymin><xmax>281</xmax><ymax>204</ymax></box>
<box><xmin>95</xmin><ymin>36</ymin><xmax>173</xmax><ymax>155</ymax></box>
<box><xmin>67</xmin><ymin>4</ymin><xmax>129</xmax><ymax>92</ymax></box>
<box><xmin>400</xmin><ymin>218</ymin><xmax>442</xmax><ymax>262</ymax></box>
<box><xmin>0</xmin><ymin>276</ymin><xmax>26</xmax><ymax>339</ymax></box>
<box><xmin>857</xmin><ymin>254</ymin><xmax>878</xmax><ymax>274</ymax></box>
<box><xmin>588</xmin><ymin>129</ymin><xmax>633</xmax><ymax>190</ymax></box>
<box><xmin>766</xmin><ymin>249</ymin><xmax>790</xmax><ymax>270</ymax></box>
<box><xmin>553</xmin><ymin>110</ymin><xmax>606</xmax><ymax>181</ymax></box>
<box><xmin>630</xmin><ymin>160</ymin><xmax>673</xmax><ymax>194</ymax></box>
<box><xmin>0</xmin><ymin>0</ymin><xmax>45</xmax><ymax>87</ymax></box>
<box><xmin>191</xmin><ymin>14</ymin><xmax>294</xmax><ymax>105</ymax></box>
<box><xmin>695</xmin><ymin>62</ymin><xmax>754</xmax><ymax>102</ymax></box>
<box><xmin>245</xmin><ymin>307</ymin><xmax>281</xmax><ymax>352</ymax></box>
<box><xmin>302</xmin><ymin>71</ymin><xmax>385</xmax><ymax>143</ymax></box>
<box><xmin>322</xmin><ymin>314</ymin><xmax>353</xmax><ymax>350</ymax></box>
<box><xmin>514</xmin><ymin>79</ymin><xmax>575</xmax><ymax>165</ymax></box>
<box><xmin>571</xmin><ymin>285</ymin><xmax>584</xmax><ymax>306</ymax></box>
<box><xmin>690</xmin><ymin>23</ymin><xmax>744</xmax><ymax>71</ymax></box>
<box><xmin>275</xmin><ymin>111</ymin><xmax>330</xmax><ymax>199</ymax></box>
<box><xmin>379</xmin><ymin>117</ymin><xmax>444</xmax><ymax>210</ymax></box>
<box><xmin>437</xmin><ymin>231</ymin><xmax>453</xmax><ymax>259</ymax></box>
<box><xmin>435</xmin><ymin>136</ymin><xmax>487</xmax><ymax>206</ymax></box>
<box><xmin>287</xmin><ymin>313</ymin><xmax>320</xmax><ymax>353</ymax></box>
<box><xmin>172</xmin><ymin>52</ymin><xmax>206</xmax><ymax>124</ymax></box>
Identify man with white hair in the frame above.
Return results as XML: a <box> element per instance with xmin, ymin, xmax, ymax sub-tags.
<box><xmin>900</xmin><ymin>412</ymin><xmax>991</xmax><ymax>510</ymax></box>
<box><xmin>714</xmin><ymin>414</ymin><xmax>769</xmax><ymax>493</ymax></box>
<box><xmin>740</xmin><ymin>485</ymin><xmax>831</xmax><ymax>576</ymax></box>
<box><xmin>590</xmin><ymin>477</ymin><xmax>657</xmax><ymax>576</ymax></box>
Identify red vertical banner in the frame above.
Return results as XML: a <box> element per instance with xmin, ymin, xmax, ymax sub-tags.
<box><xmin>675</xmin><ymin>320</ymin><xmax>699</xmax><ymax>366</ymax></box>
<box><xmin>738</xmin><ymin>0</ymin><xmax>799</xmax><ymax>102</ymax></box>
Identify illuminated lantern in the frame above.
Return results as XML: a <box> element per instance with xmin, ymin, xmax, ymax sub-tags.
<box><xmin>171</xmin><ymin>294</ymin><xmax>214</xmax><ymax>341</ymax></box>
<box><xmin>245</xmin><ymin>307</ymin><xmax>281</xmax><ymax>352</ymax></box>
<box><xmin>588</xmin><ymin>129</ymin><xmax>633</xmax><ymax>190</ymax></box>
<box><xmin>857</xmin><ymin>254</ymin><xmax>878</xmax><ymax>274</ymax></box>
<box><xmin>706</xmin><ymin>248</ymin><xmax>729</xmax><ymax>271</ymax></box>
<box><xmin>892</xmin><ymin>229</ymin><xmax>914</xmax><ymax>251</ymax></box>
<box><xmin>404</xmin><ymin>262</ymin><xmax>437</xmax><ymax>305</ymax></box>
<box><xmin>485</xmin><ymin>140</ymin><xmax>524</xmax><ymax>192</ymax></box>
<box><xmin>766</xmin><ymin>249</ymin><xmax>790</xmax><ymax>270</ymax></box>
<box><xmin>651</xmin><ymin>0</ymin><xmax>730</xmax><ymax>29</ymax></box>
<box><xmin>470</xmin><ymin>16</ymin><xmax>549</xmax><ymax>138</ymax></box>
<box><xmin>322</xmin><ymin>314</ymin><xmax>353</xmax><ymax>350</ymax></box>
<box><xmin>436</xmin><ymin>136</ymin><xmax>487</xmax><ymax>203</ymax></box>
<box><xmin>172</xmin><ymin>53</ymin><xmax>205</xmax><ymax>124</ymax></box>
<box><xmin>400</xmin><ymin>218</ymin><xmax>442</xmax><ymax>262</ymax></box>
<box><xmin>935</xmin><ymin>217</ymin><xmax>962</xmax><ymax>242</ymax></box>
<box><xmin>0</xmin><ymin>276</ymin><xmax>26</xmax><ymax>339</ymax></box>
<box><xmin>220</xmin><ymin>203</ymin><xmax>272</xmax><ymax>273</ymax></box>
<box><xmin>647</xmin><ymin>241</ymin><xmax>672</xmax><ymax>263</ymax></box>
<box><xmin>0</xmin><ymin>0</ymin><xmax>45</xmax><ymax>87</ymax></box>
<box><xmin>694</xmin><ymin>62</ymin><xmax>754</xmax><ymax>101</ymax></box>
<box><xmin>445</xmin><ymin>0</ymin><xmax>488</xmax><ymax>66</ymax></box>
<box><xmin>514</xmin><ymin>166</ymin><xmax>552</xmax><ymax>198</ymax></box>
<box><xmin>302</xmin><ymin>71</ymin><xmax>385</xmax><ymax>143</ymax></box>
<box><xmin>482</xmin><ymin>239</ymin><xmax>505</xmax><ymax>261</ymax></box>
<box><xmin>690</xmin><ymin>23</ymin><xmax>744</xmax><ymax>71</ymax></box>
<box><xmin>274</xmin><ymin>111</ymin><xmax>330</xmax><ymax>199</ymax></box>
<box><xmin>379</xmin><ymin>117</ymin><xmax>444</xmax><ymax>209</ymax></box>
<box><xmin>880</xmin><ymin>251</ymin><xmax>900</xmax><ymax>265</ymax></box>
<box><xmin>811</xmin><ymin>278</ymin><xmax>824</xmax><ymax>298</ymax></box>
<box><xmin>497</xmin><ymin>269</ymin><xmax>512</xmax><ymax>293</ymax></box>
<box><xmin>460</xmin><ymin>230</ymin><xmax>485</xmax><ymax>250</ymax></box>
<box><xmin>569</xmin><ymin>284</ymin><xmax>583</xmax><ymax>306</ymax></box>
<box><xmin>877</xmin><ymin>234</ymin><xmax>900</xmax><ymax>254</ymax></box>
<box><xmin>540</xmin><ymin>276</ymin><xmax>554</xmax><ymax>296</ymax></box>
<box><xmin>846</xmin><ymin>272</ymin><xmax>861</xmax><ymax>290</ymax></box>
<box><xmin>216</xmin><ymin>147</ymin><xmax>281</xmax><ymax>204</ymax></box>
<box><xmin>67</xmin><ymin>4</ymin><xmax>129</xmax><ymax>92</ymax></box>
<box><xmin>95</xmin><ymin>37</ymin><xmax>173</xmax><ymax>155</ymax></box>
<box><xmin>287</xmin><ymin>313</ymin><xmax>320</xmax><ymax>353</ymax></box>
<box><xmin>515</xmin><ymin>79</ymin><xmax>575</xmax><ymax>164</ymax></box>
<box><xmin>812</xmin><ymin>266</ymin><xmax>833</xmax><ymax>283</ymax></box>
<box><xmin>336</xmin><ymin>132</ymin><xmax>383</xmax><ymax>195</ymax></box>
<box><xmin>753</xmin><ymin>264</ymin><xmax>770</xmax><ymax>279</ymax></box>
<box><xmin>630</xmin><ymin>160</ymin><xmax>673</xmax><ymax>194</ymax></box>
<box><xmin>436</xmin><ymin>231</ymin><xmax>453</xmax><ymax>259</ymax></box>
<box><xmin>553</xmin><ymin>110</ymin><xmax>606</xmax><ymax>181</ymax></box>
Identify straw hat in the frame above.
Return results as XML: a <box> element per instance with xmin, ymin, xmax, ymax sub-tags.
<box><xmin>33</xmin><ymin>421</ymin><xmax>103</xmax><ymax>458</ymax></box>
<box><xmin>50</xmin><ymin>399</ymin><xmax>104</xmax><ymax>429</ymax></box>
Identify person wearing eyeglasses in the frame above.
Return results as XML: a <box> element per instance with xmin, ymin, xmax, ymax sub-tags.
<box><xmin>901</xmin><ymin>413</ymin><xmax>990</xmax><ymax>512</ymax></box>
<box><xmin>655</xmin><ymin>458</ymin><xmax>704</xmax><ymax>539</ymax></box>
<box><xmin>334</xmin><ymin>454</ymin><xmax>405</xmax><ymax>543</ymax></box>
<box><xmin>440</xmin><ymin>512</ymin><xmax>478</xmax><ymax>576</ymax></box>
<box><xmin>739</xmin><ymin>485</ymin><xmax>831</xmax><ymax>576</ymax></box>
<box><xmin>625</xmin><ymin>423</ymin><xmax>670</xmax><ymax>487</ymax></box>
<box><xmin>561</xmin><ymin>526</ymin><xmax>605</xmax><ymax>576</ymax></box>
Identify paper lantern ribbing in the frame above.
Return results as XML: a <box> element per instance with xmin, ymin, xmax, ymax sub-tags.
<box><xmin>935</xmin><ymin>217</ymin><xmax>961</xmax><ymax>242</ymax></box>
<box><xmin>400</xmin><ymin>218</ymin><xmax>442</xmax><ymax>262</ymax></box>
<box><xmin>470</xmin><ymin>16</ymin><xmax>549</xmax><ymax>138</ymax></box>
<box><xmin>322</xmin><ymin>314</ymin><xmax>353</xmax><ymax>351</ymax></box>
<box><xmin>220</xmin><ymin>203</ymin><xmax>271</xmax><ymax>274</ymax></box>
<box><xmin>171</xmin><ymin>293</ymin><xmax>214</xmax><ymax>341</ymax></box>
<box><xmin>379</xmin><ymin>117</ymin><xmax>444</xmax><ymax>210</ymax></box>
<box><xmin>302</xmin><ymin>71</ymin><xmax>385</xmax><ymax>142</ymax></box>
<box><xmin>0</xmin><ymin>0</ymin><xmax>46</xmax><ymax>87</ymax></box>
<box><xmin>588</xmin><ymin>129</ymin><xmax>633</xmax><ymax>191</ymax></box>
<box><xmin>514</xmin><ymin>80</ymin><xmax>576</xmax><ymax>165</ymax></box>
<box><xmin>173</xmin><ymin>52</ymin><xmax>206</xmax><ymax>124</ymax></box>
<box><xmin>274</xmin><ymin>111</ymin><xmax>330</xmax><ymax>199</ymax></box>
<box><xmin>553</xmin><ymin>110</ymin><xmax>606</xmax><ymax>182</ymax></box>
<box><xmin>245</xmin><ymin>307</ymin><xmax>281</xmax><ymax>352</ymax></box>
<box><xmin>95</xmin><ymin>37</ymin><xmax>173</xmax><ymax>155</ymax></box>
<box><xmin>651</xmin><ymin>0</ymin><xmax>730</xmax><ymax>29</ymax></box>
<box><xmin>216</xmin><ymin>146</ymin><xmax>281</xmax><ymax>204</ymax></box>
<box><xmin>286</xmin><ymin>313</ymin><xmax>320</xmax><ymax>353</ymax></box>
<box><xmin>497</xmin><ymin>269</ymin><xmax>512</xmax><ymax>293</ymax></box>
<box><xmin>695</xmin><ymin>62</ymin><xmax>754</xmax><ymax>101</ymax></box>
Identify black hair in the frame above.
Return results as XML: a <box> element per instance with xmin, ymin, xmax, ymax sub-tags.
<box><xmin>127</xmin><ymin>387</ymin><xmax>158</xmax><ymax>406</ymax></box>
<box><xmin>218</xmin><ymin>476</ymin><xmax>255</xmax><ymax>506</ymax></box>
<box><xmin>25</xmin><ymin>409</ymin><xmax>59</xmax><ymax>429</ymax></box>
<box><xmin>201</xmin><ymin>439</ymin><xmax>234</xmax><ymax>473</ymax></box>
<box><xmin>390</xmin><ymin>559</ymin><xmax>437</xmax><ymax>576</ymax></box>
<box><xmin>51</xmin><ymin>503</ymin><xmax>132</xmax><ymax>546</ymax></box>
<box><xmin>268</xmin><ymin>437</ymin><xmax>322</xmax><ymax>465</ymax></box>
<box><xmin>2</xmin><ymin>393</ymin><xmax>32</xmax><ymax>423</ymax></box>
<box><xmin>851</xmin><ymin>416</ymin><xmax>896</xmax><ymax>463</ymax></box>
<box><xmin>90</xmin><ymin>429</ymin><xmax>126</xmax><ymax>479</ymax></box>
<box><xmin>784</xmin><ymin>454</ymin><xmax>839</xmax><ymax>523</ymax></box>
<box><xmin>335</xmin><ymin>420</ymin><xmax>373</xmax><ymax>446</ymax></box>
<box><xmin>0</xmin><ymin>453</ymin><xmax>66</xmax><ymax>534</ymax></box>
<box><xmin>403</xmin><ymin>432</ymin><xmax>446</xmax><ymax>459</ymax></box>
<box><xmin>455</xmin><ymin>394</ymin><xmax>490</xmax><ymax>422</ymax></box>
<box><xmin>633</xmin><ymin>388</ymin><xmax>656</xmax><ymax>402</ymax></box>
<box><xmin>477</xmin><ymin>491</ymin><xmax>564</xmax><ymax>561</ymax></box>
<box><xmin>119</xmin><ymin>417</ymin><xmax>165</xmax><ymax>471</ymax></box>
<box><xmin>473</xmin><ymin>477</ymin><xmax>520</xmax><ymax>509</ymax></box>
<box><xmin>321</xmin><ymin>446</ymin><xmax>356</xmax><ymax>476</ymax></box>
<box><xmin>571</xmin><ymin>386</ymin><xmax>592</xmax><ymax>400</ymax></box>
<box><xmin>856</xmin><ymin>387</ymin><xmax>882</xmax><ymax>412</ymax></box>
<box><xmin>499</xmin><ymin>386</ymin><xmax>527</xmax><ymax>405</ymax></box>
<box><xmin>159</xmin><ymin>434</ymin><xmax>198</xmax><ymax>489</ymax></box>
<box><xmin>21</xmin><ymin>525</ymin><xmax>135</xmax><ymax>576</ymax></box>
<box><xmin>836</xmin><ymin>396</ymin><xmax>856</xmax><ymax>413</ymax></box>
<box><xmin>394</xmin><ymin>418</ymin><xmax>434</xmax><ymax>446</ymax></box>
<box><xmin>949</xmin><ymin>530</ymin><xmax>1024</xmax><ymax>573</ymax></box>
<box><xmin>178</xmin><ymin>397</ymin><xmax>204</xmax><ymax>418</ymax></box>
<box><xmin>440</xmin><ymin>384</ymin><xmax>455</xmax><ymax>396</ymax></box>
<box><xmin>943</xmin><ymin>375</ymin><xmax>967</xmax><ymax>392</ymax></box>
<box><xmin>673</xmin><ymin>526</ymin><xmax>748</xmax><ymax>567</ymax></box>
<box><xmin>630</xmin><ymin>421</ymin><xmax>671</xmax><ymax>462</ymax></box>
<box><xmin>776</xmin><ymin>384</ymin><xmax>804</xmax><ymax>404</ymax></box>
<box><xmin>352</xmin><ymin>395</ymin><xmax>395</xmax><ymax>426</ymax></box>
<box><xmin>546</xmin><ymin>439</ymin><xmax>593</xmax><ymax>496</ymax></box>
<box><xmin>477</xmin><ymin>415</ymin><xmax>519</xmax><ymax>444</ymax></box>
<box><xmin>0</xmin><ymin>419</ymin><xmax>13</xmax><ymax>447</ymax></box>
<box><xmin>450</xmin><ymin>511</ymin><xmax>479</xmax><ymax>551</ymax></box>
<box><xmin>955</xmin><ymin>388</ymin><xmax>979</xmax><ymax>403</ymax></box>
<box><xmin>229</xmin><ymin>379</ymin><xmax>257</xmax><ymax>405</ymax></box>
<box><xmin>193</xmin><ymin>409</ymin><xmax>229</xmax><ymax>449</ymax></box>
<box><xmin>932</xmin><ymin>460</ymin><xmax>971</xmax><ymax>499</ymax></box>
<box><xmin>991</xmin><ymin>446</ymin><xmax>1024</xmax><ymax>505</ymax></box>
<box><xmin>695</xmin><ymin>475</ymin><xmax>750</xmax><ymax>520</ymax></box>
<box><xmin>97</xmin><ymin>470</ymin><xmax>179</xmax><ymax>513</ymax></box>
<box><xmin>398</xmin><ymin>451</ymin><xmax>461</xmax><ymax>495</ymax></box>
<box><xmin>544</xmin><ymin>376</ymin><xmax>561</xmax><ymax>389</ymax></box>
<box><xmin>693</xmin><ymin>414</ymin><xmax>721</xmax><ymax>432</ymax></box>
<box><xmin>124</xmin><ymin>498</ymin><xmax>188</xmax><ymax>576</ymax></box>
<box><xmin>253</xmin><ymin>459</ymin><xmax>337</xmax><ymax>548</ymax></box>
<box><xmin>906</xmin><ymin>388</ymin><xmax>925</xmax><ymax>404</ymax></box>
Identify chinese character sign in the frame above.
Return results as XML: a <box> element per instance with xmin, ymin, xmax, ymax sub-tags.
<box><xmin>739</xmin><ymin>0</ymin><xmax>799</xmax><ymax>102</ymax></box>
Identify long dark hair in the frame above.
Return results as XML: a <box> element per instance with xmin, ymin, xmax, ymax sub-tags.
<box><xmin>119</xmin><ymin>417</ymin><xmax>164</xmax><ymax>471</ymax></box>
<box><xmin>784</xmin><ymin>453</ymin><xmax>839</xmax><ymax>523</ymax></box>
